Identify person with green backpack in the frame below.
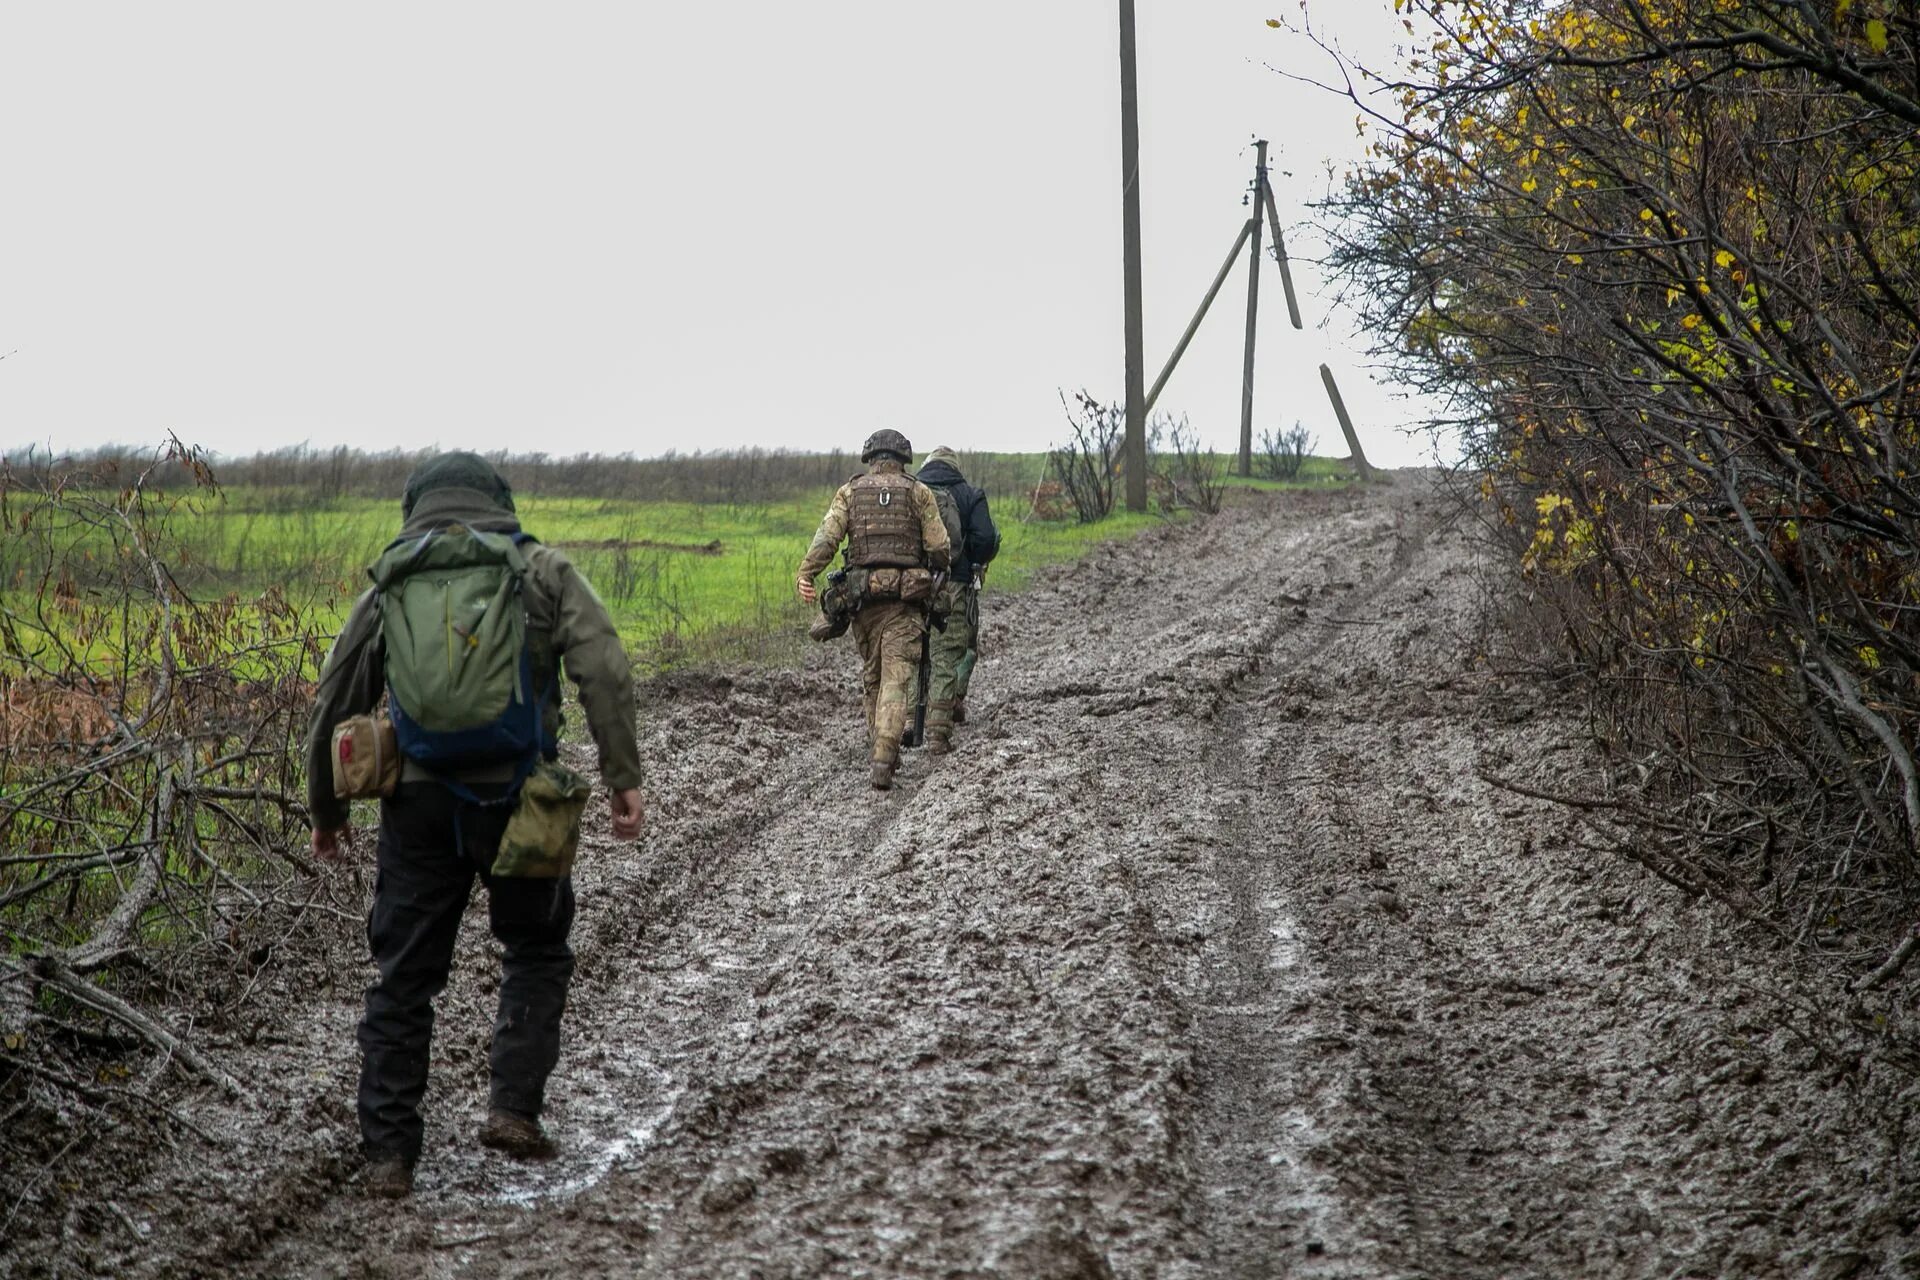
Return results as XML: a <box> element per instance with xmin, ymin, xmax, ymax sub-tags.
<box><xmin>304</xmin><ymin>452</ymin><xmax>643</xmax><ymax>1200</ymax></box>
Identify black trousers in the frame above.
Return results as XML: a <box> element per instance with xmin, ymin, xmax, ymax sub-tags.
<box><xmin>356</xmin><ymin>781</ymin><xmax>576</xmax><ymax>1162</ymax></box>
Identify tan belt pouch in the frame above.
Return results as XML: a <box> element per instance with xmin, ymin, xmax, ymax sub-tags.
<box><xmin>898</xmin><ymin>567</ymin><xmax>935</xmax><ymax>603</ymax></box>
<box><xmin>331</xmin><ymin>714</ymin><xmax>399</xmax><ymax>800</ymax></box>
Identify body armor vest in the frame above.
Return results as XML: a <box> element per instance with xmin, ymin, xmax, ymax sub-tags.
<box><xmin>845</xmin><ymin>471</ymin><xmax>924</xmax><ymax>568</ymax></box>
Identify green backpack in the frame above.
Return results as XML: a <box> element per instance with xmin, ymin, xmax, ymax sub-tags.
<box><xmin>929</xmin><ymin>482</ymin><xmax>965</xmax><ymax>563</ymax></box>
<box><xmin>370</xmin><ymin>525</ymin><xmax>551</xmax><ymax>785</ymax></box>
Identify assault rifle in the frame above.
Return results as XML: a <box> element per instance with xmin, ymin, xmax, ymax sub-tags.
<box><xmin>903</xmin><ymin>570</ymin><xmax>947</xmax><ymax>749</ymax></box>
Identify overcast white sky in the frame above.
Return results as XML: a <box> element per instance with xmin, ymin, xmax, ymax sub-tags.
<box><xmin>0</xmin><ymin>3</ymin><xmax>1432</xmax><ymax>468</ymax></box>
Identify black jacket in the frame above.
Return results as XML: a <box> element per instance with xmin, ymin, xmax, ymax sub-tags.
<box><xmin>916</xmin><ymin>460</ymin><xmax>1000</xmax><ymax>584</ymax></box>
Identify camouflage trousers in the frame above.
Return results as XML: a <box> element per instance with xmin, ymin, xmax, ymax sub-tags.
<box><xmin>924</xmin><ymin>587</ymin><xmax>977</xmax><ymax>745</ymax></box>
<box><xmin>852</xmin><ymin>600</ymin><xmax>926</xmax><ymax>766</ymax></box>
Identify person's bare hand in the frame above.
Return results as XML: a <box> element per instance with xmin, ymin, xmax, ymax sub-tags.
<box><xmin>610</xmin><ymin>788</ymin><xmax>644</xmax><ymax>841</ymax></box>
<box><xmin>796</xmin><ymin>573</ymin><xmax>817</xmax><ymax>605</ymax></box>
<box><xmin>312</xmin><ymin>826</ymin><xmax>354</xmax><ymax>863</ymax></box>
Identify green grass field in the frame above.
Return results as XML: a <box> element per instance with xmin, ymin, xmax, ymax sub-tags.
<box><xmin>1215</xmin><ymin>454</ymin><xmax>1358</xmax><ymax>491</ymax></box>
<box><xmin>3</xmin><ymin>448</ymin><xmax>1360</xmax><ymax>674</ymax></box>
<box><xmin>3</xmin><ymin>486</ymin><xmax>1179</xmax><ymax>671</ymax></box>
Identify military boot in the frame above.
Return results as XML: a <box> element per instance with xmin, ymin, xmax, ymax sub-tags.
<box><xmin>870</xmin><ymin>759</ymin><xmax>897</xmax><ymax>790</ymax></box>
<box><xmin>363</xmin><ymin>1153</ymin><xmax>415</xmax><ymax>1199</ymax></box>
<box><xmin>479</xmin><ymin>1108</ymin><xmax>558</xmax><ymax>1160</ymax></box>
<box><xmin>924</xmin><ymin>701</ymin><xmax>957</xmax><ymax>754</ymax></box>
<box><xmin>952</xmin><ymin>699</ymin><xmax>967</xmax><ymax>725</ymax></box>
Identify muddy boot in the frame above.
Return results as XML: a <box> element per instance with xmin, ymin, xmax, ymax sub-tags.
<box><xmin>952</xmin><ymin>699</ymin><xmax>967</xmax><ymax>725</ymax></box>
<box><xmin>479</xmin><ymin>1108</ymin><xmax>558</xmax><ymax>1160</ymax></box>
<box><xmin>926</xmin><ymin>729</ymin><xmax>952</xmax><ymax>756</ymax></box>
<box><xmin>870</xmin><ymin>759</ymin><xmax>896</xmax><ymax>790</ymax></box>
<box><xmin>363</xmin><ymin>1154</ymin><xmax>415</xmax><ymax>1199</ymax></box>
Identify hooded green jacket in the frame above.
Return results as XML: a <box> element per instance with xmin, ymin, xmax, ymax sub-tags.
<box><xmin>304</xmin><ymin>486</ymin><xmax>641</xmax><ymax>830</ymax></box>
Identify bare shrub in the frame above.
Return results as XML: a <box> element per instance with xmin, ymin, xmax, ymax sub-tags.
<box><xmin>1259</xmin><ymin>422</ymin><xmax>1315</xmax><ymax>482</ymax></box>
<box><xmin>1151</xmin><ymin>414</ymin><xmax>1225</xmax><ymax>515</ymax></box>
<box><xmin>1047</xmin><ymin>391</ymin><xmax>1122</xmax><ymax>524</ymax></box>
<box><xmin>0</xmin><ymin>440</ymin><xmax>341</xmax><ymax>1214</ymax></box>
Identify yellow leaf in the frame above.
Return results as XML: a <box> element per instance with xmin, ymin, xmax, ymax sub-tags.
<box><xmin>1267</xmin><ymin>17</ymin><xmax>1282</xmax><ymax>27</ymax></box>
<box><xmin>1714</xmin><ymin>249</ymin><xmax>1735</xmax><ymax>268</ymax></box>
<box><xmin>1867</xmin><ymin>19</ymin><xmax>1889</xmax><ymax>52</ymax></box>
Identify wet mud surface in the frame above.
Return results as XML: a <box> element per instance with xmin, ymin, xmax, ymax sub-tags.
<box><xmin>11</xmin><ymin>480</ymin><xmax>1919</xmax><ymax>1278</ymax></box>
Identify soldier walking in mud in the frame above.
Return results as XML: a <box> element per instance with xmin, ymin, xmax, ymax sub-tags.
<box><xmin>796</xmin><ymin>429</ymin><xmax>950</xmax><ymax>790</ymax></box>
<box><xmin>305</xmin><ymin>452</ymin><xmax>645</xmax><ymax>1199</ymax></box>
<box><xmin>914</xmin><ymin>446</ymin><xmax>1000</xmax><ymax>753</ymax></box>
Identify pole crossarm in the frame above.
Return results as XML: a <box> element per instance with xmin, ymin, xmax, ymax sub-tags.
<box><xmin>1144</xmin><ymin>217</ymin><xmax>1255</xmax><ymax>417</ymax></box>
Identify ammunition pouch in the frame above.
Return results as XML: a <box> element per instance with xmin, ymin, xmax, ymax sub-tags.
<box><xmin>899</xmin><ymin>567</ymin><xmax>936</xmax><ymax>603</ymax></box>
<box><xmin>865</xmin><ymin>567</ymin><xmax>902</xmax><ymax>600</ymax></box>
<box><xmin>860</xmin><ymin>566</ymin><xmax>935</xmax><ymax>602</ymax></box>
<box><xmin>813</xmin><ymin>567</ymin><xmax>938</xmax><ymax>635</ymax></box>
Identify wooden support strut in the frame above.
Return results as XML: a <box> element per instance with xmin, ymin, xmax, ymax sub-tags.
<box><xmin>1261</xmin><ymin>177</ymin><xmax>1304</xmax><ymax>331</ymax></box>
<box><xmin>1144</xmin><ymin>218</ymin><xmax>1255</xmax><ymax>417</ymax></box>
<box><xmin>1319</xmin><ymin>363</ymin><xmax>1377</xmax><ymax>482</ymax></box>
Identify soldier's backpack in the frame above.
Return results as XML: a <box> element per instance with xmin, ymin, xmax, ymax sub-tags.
<box><xmin>929</xmin><ymin>482</ymin><xmax>965</xmax><ymax>563</ymax></box>
<box><xmin>369</xmin><ymin>524</ymin><xmax>551</xmax><ymax>793</ymax></box>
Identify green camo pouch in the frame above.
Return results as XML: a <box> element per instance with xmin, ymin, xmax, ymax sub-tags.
<box><xmin>492</xmin><ymin>761</ymin><xmax>592</xmax><ymax>878</ymax></box>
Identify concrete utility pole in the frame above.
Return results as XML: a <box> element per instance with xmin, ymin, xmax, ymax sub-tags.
<box><xmin>1118</xmin><ymin>0</ymin><xmax>1148</xmax><ymax>513</ymax></box>
<box><xmin>1238</xmin><ymin>140</ymin><xmax>1268</xmax><ymax>479</ymax></box>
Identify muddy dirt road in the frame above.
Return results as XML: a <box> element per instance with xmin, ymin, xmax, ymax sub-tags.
<box><xmin>23</xmin><ymin>480</ymin><xmax>1918</xmax><ymax>1278</ymax></box>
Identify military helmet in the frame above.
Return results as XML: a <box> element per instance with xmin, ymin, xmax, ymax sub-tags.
<box><xmin>860</xmin><ymin>429</ymin><xmax>914</xmax><ymax>463</ymax></box>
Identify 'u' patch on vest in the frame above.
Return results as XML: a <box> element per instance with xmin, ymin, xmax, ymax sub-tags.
<box><xmin>879</xmin><ymin>492</ymin><xmax>892</xmax><ymax>506</ymax></box>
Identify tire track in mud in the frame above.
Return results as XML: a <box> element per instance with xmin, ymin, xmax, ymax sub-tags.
<box><xmin>67</xmin><ymin>480</ymin><xmax>1918</xmax><ymax>1280</ymax></box>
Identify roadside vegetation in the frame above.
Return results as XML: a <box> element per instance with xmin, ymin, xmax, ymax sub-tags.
<box><xmin>1312</xmin><ymin>0</ymin><xmax>1920</xmax><ymax>975</ymax></box>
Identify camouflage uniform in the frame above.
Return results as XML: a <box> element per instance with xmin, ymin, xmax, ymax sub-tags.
<box><xmin>798</xmin><ymin>435</ymin><xmax>950</xmax><ymax>788</ymax></box>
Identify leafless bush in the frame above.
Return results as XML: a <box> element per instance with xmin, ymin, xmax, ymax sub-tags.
<box><xmin>0</xmin><ymin>440</ymin><xmax>343</xmax><ymax>1223</ymax></box>
<box><xmin>1260</xmin><ymin>422</ymin><xmax>1314</xmax><ymax>482</ymax></box>
<box><xmin>1047</xmin><ymin>391</ymin><xmax>1122</xmax><ymax>524</ymax></box>
<box><xmin>1151</xmin><ymin>414</ymin><xmax>1225</xmax><ymax>515</ymax></box>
